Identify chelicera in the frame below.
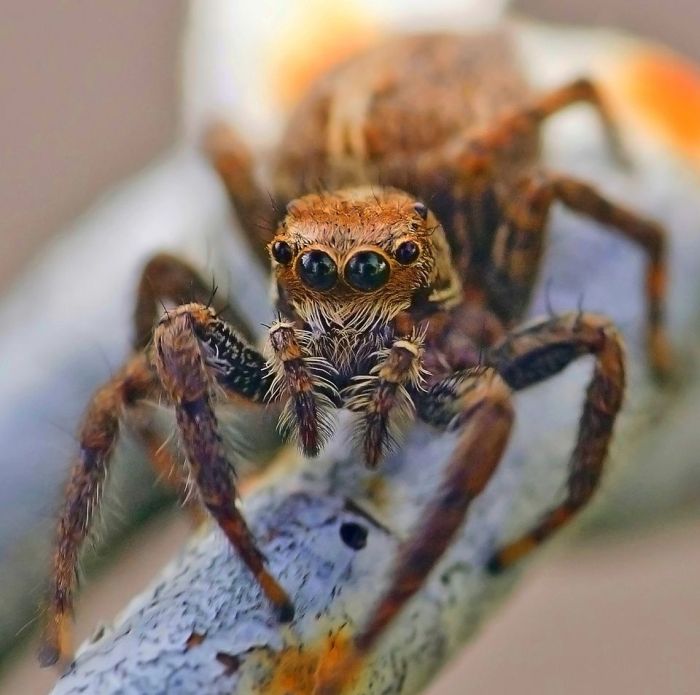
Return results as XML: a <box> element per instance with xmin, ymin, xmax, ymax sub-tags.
<box><xmin>40</xmin><ymin>31</ymin><xmax>670</xmax><ymax>690</ymax></box>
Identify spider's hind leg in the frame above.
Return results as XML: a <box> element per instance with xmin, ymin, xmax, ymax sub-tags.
<box><xmin>484</xmin><ymin>171</ymin><xmax>670</xmax><ymax>377</ymax></box>
<box><xmin>485</xmin><ymin>311</ymin><xmax>625</xmax><ymax>572</ymax></box>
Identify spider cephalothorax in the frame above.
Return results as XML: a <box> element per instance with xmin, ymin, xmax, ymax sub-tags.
<box><xmin>42</xmin><ymin>31</ymin><xmax>670</xmax><ymax>693</ymax></box>
<box><xmin>269</xmin><ymin>187</ymin><xmax>460</xmax><ymax>337</ymax></box>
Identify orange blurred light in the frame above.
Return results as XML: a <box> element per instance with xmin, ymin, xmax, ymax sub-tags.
<box><xmin>620</xmin><ymin>49</ymin><xmax>700</xmax><ymax>160</ymax></box>
<box><xmin>266</xmin><ymin>0</ymin><xmax>380</xmax><ymax>109</ymax></box>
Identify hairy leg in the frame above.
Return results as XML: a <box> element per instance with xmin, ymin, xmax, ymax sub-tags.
<box><xmin>313</xmin><ymin>367</ymin><xmax>514</xmax><ymax>694</ymax></box>
<box><xmin>486</xmin><ymin>311</ymin><xmax>625</xmax><ymax>571</ymax></box>
<box><xmin>266</xmin><ymin>321</ymin><xmax>337</xmax><ymax>457</ymax></box>
<box><xmin>153</xmin><ymin>304</ymin><xmax>293</xmax><ymax>619</ymax></box>
<box><xmin>474</xmin><ymin>77</ymin><xmax>627</xmax><ymax>167</ymax></box>
<box><xmin>39</xmin><ymin>353</ymin><xmax>157</xmax><ymax>666</ymax></box>
<box><xmin>344</xmin><ymin>335</ymin><xmax>425</xmax><ymax>468</ymax></box>
<box><xmin>203</xmin><ymin>122</ymin><xmax>279</xmax><ymax>268</ymax></box>
<box><xmin>486</xmin><ymin>173</ymin><xmax>670</xmax><ymax>375</ymax></box>
<box><xmin>131</xmin><ymin>416</ymin><xmax>207</xmax><ymax>525</ymax></box>
<box><xmin>134</xmin><ymin>252</ymin><xmax>254</xmax><ymax>349</ymax></box>
<box><xmin>40</xmin><ymin>303</ymin><xmax>287</xmax><ymax>667</ymax></box>
<box><xmin>133</xmin><ymin>251</ymin><xmax>257</xmax><ymax>515</ymax></box>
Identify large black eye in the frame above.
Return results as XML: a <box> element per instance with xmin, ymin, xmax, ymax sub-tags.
<box><xmin>297</xmin><ymin>250</ymin><xmax>338</xmax><ymax>291</ymax></box>
<box><xmin>394</xmin><ymin>240</ymin><xmax>420</xmax><ymax>265</ymax></box>
<box><xmin>344</xmin><ymin>251</ymin><xmax>390</xmax><ymax>292</ymax></box>
<box><xmin>271</xmin><ymin>240</ymin><xmax>293</xmax><ymax>265</ymax></box>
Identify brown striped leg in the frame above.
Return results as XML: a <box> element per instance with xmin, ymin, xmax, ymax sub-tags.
<box><xmin>313</xmin><ymin>367</ymin><xmax>514</xmax><ymax>695</ymax></box>
<box><xmin>345</xmin><ymin>336</ymin><xmax>425</xmax><ymax>468</ymax></box>
<box><xmin>134</xmin><ymin>252</ymin><xmax>254</xmax><ymax>350</ymax></box>
<box><xmin>547</xmin><ymin>175</ymin><xmax>670</xmax><ymax>377</ymax></box>
<box><xmin>40</xmin><ymin>302</ymin><xmax>283</xmax><ymax>668</ymax></box>
<box><xmin>487</xmin><ymin>173</ymin><xmax>670</xmax><ymax>376</ymax></box>
<box><xmin>485</xmin><ymin>312</ymin><xmax>625</xmax><ymax>572</ymax></box>
<box><xmin>39</xmin><ymin>353</ymin><xmax>157</xmax><ymax>667</ymax></box>
<box><xmin>485</xmin><ymin>175</ymin><xmax>552</xmax><ymax>323</ymax></box>
<box><xmin>266</xmin><ymin>321</ymin><xmax>337</xmax><ymax>456</ymax></box>
<box><xmin>203</xmin><ymin>122</ymin><xmax>278</xmax><ymax>268</ymax></box>
<box><xmin>153</xmin><ymin>304</ymin><xmax>293</xmax><ymax>620</ymax></box>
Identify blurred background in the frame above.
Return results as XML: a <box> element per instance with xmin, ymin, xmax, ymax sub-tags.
<box><xmin>1</xmin><ymin>1</ymin><xmax>700</xmax><ymax>693</ymax></box>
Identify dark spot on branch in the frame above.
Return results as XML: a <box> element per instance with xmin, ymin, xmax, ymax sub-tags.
<box><xmin>339</xmin><ymin>521</ymin><xmax>368</xmax><ymax>550</ymax></box>
<box><xmin>216</xmin><ymin>651</ymin><xmax>241</xmax><ymax>676</ymax></box>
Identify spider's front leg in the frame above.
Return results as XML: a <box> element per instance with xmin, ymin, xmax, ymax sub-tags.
<box><xmin>265</xmin><ymin>321</ymin><xmax>338</xmax><ymax>456</ymax></box>
<box><xmin>39</xmin><ymin>353</ymin><xmax>157</xmax><ymax>667</ymax></box>
<box><xmin>485</xmin><ymin>311</ymin><xmax>625</xmax><ymax>571</ymax></box>
<box><xmin>152</xmin><ymin>304</ymin><xmax>294</xmax><ymax>619</ymax></box>
<box><xmin>344</xmin><ymin>335</ymin><xmax>425</xmax><ymax>468</ymax></box>
<box><xmin>314</xmin><ymin>367</ymin><xmax>514</xmax><ymax>694</ymax></box>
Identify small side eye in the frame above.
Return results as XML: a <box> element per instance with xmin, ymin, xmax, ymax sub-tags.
<box><xmin>271</xmin><ymin>240</ymin><xmax>293</xmax><ymax>265</ymax></box>
<box><xmin>413</xmin><ymin>202</ymin><xmax>428</xmax><ymax>220</ymax></box>
<box><xmin>394</xmin><ymin>240</ymin><xmax>420</xmax><ymax>265</ymax></box>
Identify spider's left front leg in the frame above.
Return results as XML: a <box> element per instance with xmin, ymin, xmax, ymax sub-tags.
<box><xmin>314</xmin><ymin>367</ymin><xmax>514</xmax><ymax>695</ymax></box>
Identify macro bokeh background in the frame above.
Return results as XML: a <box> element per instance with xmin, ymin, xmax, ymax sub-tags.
<box><xmin>1</xmin><ymin>2</ymin><xmax>699</xmax><ymax>693</ymax></box>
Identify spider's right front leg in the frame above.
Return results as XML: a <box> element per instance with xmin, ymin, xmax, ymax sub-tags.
<box><xmin>152</xmin><ymin>304</ymin><xmax>294</xmax><ymax>620</ymax></box>
<box><xmin>313</xmin><ymin>366</ymin><xmax>514</xmax><ymax>695</ymax></box>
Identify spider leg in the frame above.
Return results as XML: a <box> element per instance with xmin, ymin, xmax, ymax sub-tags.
<box><xmin>203</xmin><ymin>121</ymin><xmax>279</xmax><ymax>268</ymax></box>
<box><xmin>131</xmin><ymin>415</ymin><xmax>207</xmax><ymax>525</ymax></box>
<box><xmin>153</xmin><ymin>304</ymin><xmax>293</xmax><ymax>618</ymax></box>
<box><xmin>473</xmin><ymin>77</ymin><xmax>628</xmax><ymax>168</ymax></box>
<box><xmin>313</xmin><ymin>367</ymin><xmax>513</xmax><ymax>695</ymax></box>
<box><xmin>266</xmin><ymin>321</ymin><xmax>337</xmax><ymax>457</ymax></box>
<box><xmin>39</xmin><ymin>303</ymin><xmax>288</xmax><ymax>667</ymax></box>
<box><xmin>39</xmin><ymin>353</ymin><xmax>157</xmax><ymax>667</ymax></box>
<box><xmin>133</xmin><ymin>251</ymin><xmax>257</xmax><ymax>519</ymax></box>
<box><xmin>382</xmin><ymin>78</ymin><xmax>625</xmax><ymax>193</ymax></box>
<box><xmin>134</xmin><ymin>252</ymin><xmax>254</xmax><ymax>349</ymax></box>
<box><xmin>485</xmin><ymin>311</ymin><xmax>625</xmax><ymax>572</ymax></box>
<box><xmin>345</xmin><ymin>336</ymin><xmax>425</xmax><ymax>468</ymax></box>
<box><xmin>486</xmin><ymin>172</ymin><xmax>670</xmax><ymax>376</ymax></box>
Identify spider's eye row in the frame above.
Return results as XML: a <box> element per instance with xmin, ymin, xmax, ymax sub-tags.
<box><xmin>394</xmin><ymin>240</ymin><xmax>420</xmax><ymax>265</ymax></box>
<box><xmin>271</xmin><ymin>240</ymin><xmax>293</xmax><ymax>265</ymax></box>
<box><xmin>344</xmin><ymin>250</ymin><xmax>390</xmax><ymax>292</ymax></box>
<box><xmin>297</xmin><ymin>249</ymin><xmax>338</xmax><ymax>291</ymax></box>
<box><xmin>413</xmin><ymin>201</ymin><xmax>428</xmax><ymax>220</ymax></box>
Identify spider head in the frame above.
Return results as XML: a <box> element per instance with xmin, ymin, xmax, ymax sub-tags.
<box><xmin>269</xmin><ymin>186</ymin><xmax>459</xmax><ymax>331</ymax></box>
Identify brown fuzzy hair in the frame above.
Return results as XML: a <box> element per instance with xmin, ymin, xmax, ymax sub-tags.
<box><xmin>270</xmin><ymin>186</ymin><xmax>460</xmax><ymax>332</ymax></box>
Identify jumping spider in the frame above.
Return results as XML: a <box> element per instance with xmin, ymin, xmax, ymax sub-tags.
<box><xmin>40</xmin><ymin>30</ymin><xmax>670</xmax><ymax>686</ymax></box>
